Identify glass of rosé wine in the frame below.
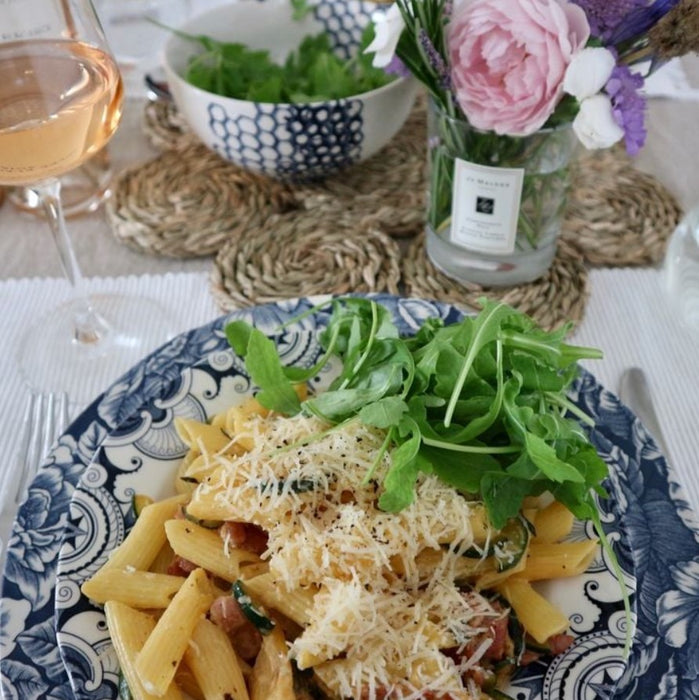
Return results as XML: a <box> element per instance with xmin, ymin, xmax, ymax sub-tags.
<box><xmin>0</xmin><ymin>0</ymin><xmax>178</xmax><ymax>403</ymax></box>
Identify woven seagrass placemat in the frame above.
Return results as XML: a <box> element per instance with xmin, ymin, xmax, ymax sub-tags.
<box><xmin>106</xmin><ymin>143</ymin><xmax>298</xmax><ymax>258</ymax></box>
<box><xmin>109</xmin><ymin>97</ymin><xmax>682</xmax><ymax>327</ymax></box>
<box><xmin>562</xmin><ymin>148</ymin><xmax>682</xmax><ymax>266</ymax></box>
<box><xmin>143</xmin><ymin>99</ymin><xmax>195</xmax><ymax>152</ymax></box>
<box><xmin>403</xmin><ymin>236</ymin><xmax>588</xmax><ymax>331</ymax></box>
<box><xmin>210</xmin><ymin>202</ymin><xmax>401</xmax><ymax>309</ymax></box>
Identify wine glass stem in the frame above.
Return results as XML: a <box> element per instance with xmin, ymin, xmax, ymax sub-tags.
<box><xmin>32</xmin><ymin>178</ymin><xmax>109</xmax><ymax>345</ymax></box>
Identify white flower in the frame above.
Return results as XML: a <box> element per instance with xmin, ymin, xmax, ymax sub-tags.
<box><xmin>564</xmin><ymin>47</ymin><xmax>616</xmax><ymax>101</ymax></box>
<box><xmin>364</xmin><ymin>4</ymin><xmax>406</xmax><ymax>68</ymax></box>
<box><xmin>573</xmin><ymin>94</ymin><xmax>625</xmax><ymax>150</ymax></box>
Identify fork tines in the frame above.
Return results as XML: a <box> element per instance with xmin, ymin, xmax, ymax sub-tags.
<box><xmin>13</xmin><ymin>392</ymin><xmax>70</xmax><ymax>506</ymax></box>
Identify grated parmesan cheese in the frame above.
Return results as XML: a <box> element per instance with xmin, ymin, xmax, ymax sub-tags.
<box><xmin>188</xmin><ymin>413</ymin><xmax>500</xmax><ymax>699</ymax></box>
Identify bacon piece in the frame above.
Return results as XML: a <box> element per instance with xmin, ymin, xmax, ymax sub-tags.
<box><xmin>219</xmin><ymin>521</ymin><xmax>268</xmax><ymax>555</ymax></box>
<box><xmin>166</xmin><ymin>555</ymin><xmax>197</xmax><ymax>577</ymax></box>
<box><xmin>482</xmin><ymin>614</ymin><xmax>509</xmax><ymax>661</ymax></box>
<box><xmin>209</xmin><ymin>595</ymin><xmax>262</xmax><ymax>660</ymax></box>
<box><xmin>519</xmin><ymin>649</ymin><xmax>542</xmax><ymax>666</ymax></box>
<box><xmin>548</xmin><ymin>633</ymin><xmax>575</xmax><ymax>655</ymax></box>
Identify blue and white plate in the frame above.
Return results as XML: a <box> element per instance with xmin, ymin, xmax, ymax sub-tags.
<box><xmin>2</xmin><ymin>295</ymin><xmax>698</xmax><ymax>700</ymax></box>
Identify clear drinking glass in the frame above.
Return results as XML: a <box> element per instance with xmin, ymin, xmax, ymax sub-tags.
<box><xmin>425</xmin><ymin>99</ymin><xmax>578</xmax><ymax>286</ymax></box>
<box><xmin>0</xmin><ymin>0</ymin><xmax>178</xmax><ymax>403</ymax></box>
<box><xmin>94</xmin><ymin>0</ymin><xmax>191</xmax><ymax>95</ymax></box>
<box><xmin>663</xmin><ymin>205</ymin><xmax>699</xmax><ymax>332</ymax></box>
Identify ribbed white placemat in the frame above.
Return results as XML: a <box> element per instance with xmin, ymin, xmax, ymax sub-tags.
<box><xmin>0</xmin><ymin>272</ymin><xmax>219</xmax><ymax>547</ymax></box>
<box><xmin>573</xmin><ymin>267</ymin><xmax>699</xmax><ymax>515</ymax></box>
<box><xmin>0</xmin><ymin>271</ymin><xmax>219</xmax><ymax>412</ymax></box>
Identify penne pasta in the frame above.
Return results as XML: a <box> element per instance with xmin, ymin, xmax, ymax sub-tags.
<box><xmin>496</xmin><ymin>578</ymin><xmax>570</xmax><ymax>644</ymax></box>
<box><xmin>249</xmin><ymin>625</ymin><xmax>295</xmax><ymax>700</ymax></box>
<box><xmin>103</xmin><ymin>494</ymin><xmax>187</xmax><ymax>572</ymax></box>
<box><xmin>135</xmin><ymin>568</ymin><xmax>214</xmax><ymax>697</ymax></box>
<box><xmin>174</xmin><ymin>663</ymin><xmax>205</xmax><ymax>700</ymax></box>
<box><xmin>104</xmin><ymin>601</ymin><xmax>183</xmax><ymax>700</ymax></box>
<box><xmin>164</xmin><ymin>519</ymin><xmax>262</xmax><ymax>582</ymax></box>
<box><xmin>516</xmin><ymin>540</ymin><xmax>599</xmax><ymax>581</ymax></box>
<box><xmin>533</xmin><ymin>500</ymin><xmax>576</xmax><ymax>544</ymax></box>
<box><xmin>82</xmin><ymin>568</ymin><xmax>184</xmax><ymax>608</ymax></box>
<box><xmin>185</xmin><ymin>479</ymin><xmax>240</xmax><ymax>521</ymax></box>
<box><xmin>474</xmin><ymin>553</ymin><xmax>528</xmax><ymax>591</ymax></box>
<box><xmin>175</xmin><ymin>417</ymin><xmax>232</xmax><ymax>455</ymax></box>
<box><xmin>243</xmin><ymin>572</ymin><xmax>315</xmax><ymax>628</ymax></box>
<box><xmin>150</xmin><ymin>539</ymin><xmax>177</xmax><ymax>575</ymax></box>
<box><xmin>185</xmin><ymin>617</ymin><xmax>250</xmax><ymax>700</ymax></box>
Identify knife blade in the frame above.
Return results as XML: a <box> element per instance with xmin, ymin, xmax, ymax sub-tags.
<box><xmin>618</xmin><ymin>367</ymin><xmax>671</xmax><ymax>459</ymax></box>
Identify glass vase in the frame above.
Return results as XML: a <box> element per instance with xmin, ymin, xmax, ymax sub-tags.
<box><xmin>425</xmin><ymin>99</ymin><xmax>578</xmax><ymax>286</ymax></box>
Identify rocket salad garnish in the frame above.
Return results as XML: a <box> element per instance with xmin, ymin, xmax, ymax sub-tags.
<box><xmin>226</xmin><ymin>298</ymin><xmax>606</xmax><ymax>528</ymax></box>
<box><xmin>163</xmin><ymin>23</ymin><xmax>393</xmax><ymax>103</ymax></box>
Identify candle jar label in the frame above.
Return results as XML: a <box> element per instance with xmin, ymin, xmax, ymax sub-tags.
<box><xmin>450</xmin><ymin>158</ymin><xmax>524</xmax><ymax>255</ymax></box>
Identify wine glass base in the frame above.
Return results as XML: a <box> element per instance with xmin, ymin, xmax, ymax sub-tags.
<box><xmin>17</xmin><ymin>293</ymin><xmax>183</xmax><ymax>406</ymax></box>
<box><xmin>8</xmin><ymin>151</ymin><xmax>113</xmax><ymax>219</ymax></box>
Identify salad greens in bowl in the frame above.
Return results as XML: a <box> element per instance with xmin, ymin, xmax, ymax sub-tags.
<box><xmin>161</xmin><ymin>0</ymin><xmax>417</xmax><ymax>180</ymax></box>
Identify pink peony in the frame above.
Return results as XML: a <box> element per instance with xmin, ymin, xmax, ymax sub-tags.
<box><xmin>448</xmin><ymin>0</ymin><xmax>590</xmax><ymax>136</ymax></box>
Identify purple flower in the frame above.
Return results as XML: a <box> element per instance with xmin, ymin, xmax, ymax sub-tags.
<box><xmin>605</xmin><ymin>64</ymin><xmax>647</xmax><ymax>155</ymax></box>
<box><xmin>418</xmin><ymin>28</ymin><xmax>451</xmax><ymax>91</ymax></box>
<box><xmin>384</xmin><ymin>54</ymin><xmax>411</xmax><ymax>78</ymax></box>
<box><xmin>606</xmin><ymin>0</ymin><xmax>682</xmax><ymax>44</ymax></box>
<box><xmin>571</xmin><ymin>0</ymin><xmax>647</xmax><ymax>38</ymax></box>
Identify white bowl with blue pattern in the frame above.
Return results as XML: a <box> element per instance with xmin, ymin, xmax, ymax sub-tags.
<box><xmin>162</xmin><ymin>0</ymin><xmax>418</xmax><ymax>181</ymax></box>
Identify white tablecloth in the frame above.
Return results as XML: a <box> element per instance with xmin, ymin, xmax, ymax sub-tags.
<box><xmin>0</xmin><ymin>268</ymin><xmax>697</xmax><ymax>550</ymax></box>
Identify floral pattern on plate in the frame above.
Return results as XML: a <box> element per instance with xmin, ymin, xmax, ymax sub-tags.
<box><xmin>1</xmin><ymin>295</ymin><xmax>698</xmax><ymax>700</ymax></box>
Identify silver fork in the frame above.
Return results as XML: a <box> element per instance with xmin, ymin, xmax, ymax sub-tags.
<box><xmin>11</xmin><ymin>392</ymin><xmax>70</xmax><ymax>507</ymax></box>
<box><xmin>0</xmin><ymin>392</ymin><xmax>70</xmax><ymax>569</ymax></box>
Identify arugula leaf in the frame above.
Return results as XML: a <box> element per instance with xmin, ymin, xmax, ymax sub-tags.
<box><xmin>290</xmin><ymin>0</ymin><xmax>313</xmax><ymax>20</ymax></box>
<box><xmin>481</xmin><ymin>472</ymin><xmax>540</xmax><ymax>529</ymax></box>
<box><xmin>224</xmin><ymin>324</ymin><xmax>301</xmax><ymax>416</ymax></box>
<box><xmin>444</xmin><ymin>300</ymin><xmax>515</xmax><ymax>427</ymax></box>
<box><xmin>523</xmin><ymin>433</ymin><xmax>585</xmax><ymax>484</ymax></box>
<box><xmin>167</xmin><ymin>16</ymin><xmax>394</xmax><ymax>103</ymax></box>
<box><xmin>421</xmin><ymin>444</ymin><xmax>500</xmax><ymax>494</ymax></box>
<box><xmin>377</xmin><ymin>419</ymin><xmax>427</xmax><ymax>512</ymax></box>
<box><xmin>225</xmin><ymin>320</ymin><xmax>253</xmax><ymax>355</ymax></box>
<box><xmin>359</xmin><ymin>397</ymin><xmax>409</xmax><ymax>429</ymax></box>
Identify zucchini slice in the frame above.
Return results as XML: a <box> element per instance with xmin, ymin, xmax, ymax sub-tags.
<box><xmin>118</xmin><ymin>669</ymin><xmax>132</xmax><ymax>700</ymax></box>
<box><xmin>183</xmin><ymin>509</ymin><xmax>223</xmax><ymax>530</ymax></box>
<box><xmin>492</xmin><ymin>515</ymin><xmax>531</xmax><ymax>572</ymax></box>
<box><xmin>132</xmin><ymin>494</ymin><xmax>153</xmax><ymax>519</ymax></box>
<box><xmin>460</xmin><ymin>515</ymin><xmax>531</xmax><ymax>571</ymax></box>
<box><xmin>232</xmin><ymin>580</ymin><xmax>276</xmax><ymax>635</ymax></box>
<box><xmin>257</xmin><ymin>478</ymin><xmax>317</xmax><ymax>495</ymax></box>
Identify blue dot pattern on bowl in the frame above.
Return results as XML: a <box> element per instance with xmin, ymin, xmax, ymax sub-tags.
<box><xmin>208</xmin><ymin>100</ymin><xmax>364</xmax><ymax>179</ymax></box>
<box><xmin>313</xmin><ymin>0</ymin><xmax>374</xmax><ymax>60</ymax></box>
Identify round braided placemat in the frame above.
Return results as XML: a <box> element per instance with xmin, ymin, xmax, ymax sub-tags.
<box><xmin>210</xmin><ymin>204</ymin><xmax>401</xmax><ymax>310</ymax></box>
<box><xmin>143</xmin><ymin>99</ymin><xmax>195</xmax><ymax>152</ymax></box>
<box><xmin>402</xmin><ymin>236</ymin><xmax>588</xmax><ymax>331</ymax></box>
<box><xmin>106</xmin><ymin>142</ymin><xmax>298</xmax><ymax>258</ymax></box>
<box><xmin>562</xmin><ymin>149</ymin><xmax>682</xmax><ymax>266</ymax></box>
